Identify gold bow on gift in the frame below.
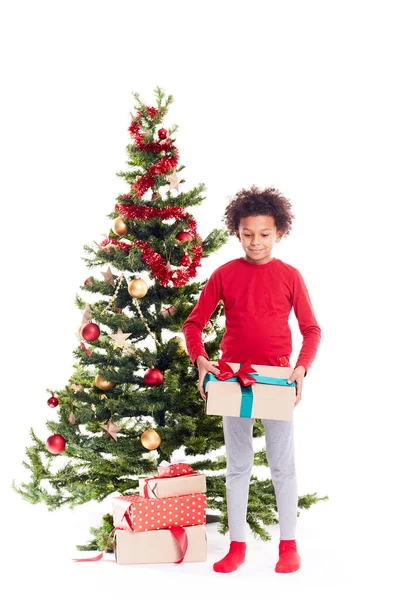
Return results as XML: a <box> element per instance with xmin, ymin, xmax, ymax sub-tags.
<box><xmin>213</xmin><ymin>359</ymin><xmax>258</xmax><ymax>387</ymax></box>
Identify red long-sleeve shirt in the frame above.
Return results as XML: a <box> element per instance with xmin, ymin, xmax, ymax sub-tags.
<box><xmin>182</xmin><ymin>257</ymin><xmax>321</xmax><ymax>374</ymax></box>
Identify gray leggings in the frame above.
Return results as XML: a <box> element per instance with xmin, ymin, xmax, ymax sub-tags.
<box><xmin>223</xmin><ymin>416</ymin><xmax>297</xmax><ymax>541</ymax></box>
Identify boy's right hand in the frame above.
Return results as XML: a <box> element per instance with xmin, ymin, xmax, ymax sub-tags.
<box><xmin>196</xmin><ymin>356</ymin><xmax>220</xmax><ymax>401</ymax></box>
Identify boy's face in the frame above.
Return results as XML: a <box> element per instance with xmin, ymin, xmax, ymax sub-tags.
<box><xmin>236</xmin><ymin>214</ymin><xmax>283</xmax><ymax>264</ymax></box>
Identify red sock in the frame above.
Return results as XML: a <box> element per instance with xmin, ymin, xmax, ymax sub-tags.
<box><xmin>213</xmin><ymin>541</ymin><xmax>246</xmax><ymax>573</ymax></box>
<box><xmin>275</xmin><ymin>539</ymin><xmax>301</xmax><ymax>573</ymax></box>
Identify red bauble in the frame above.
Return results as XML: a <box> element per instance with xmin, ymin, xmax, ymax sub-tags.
<box><xmin>47</xmin><ymin>396</ymin><xmax>59</xmax><ymax>408</ymax></box>
<box><xmin>180</xmin><ymin>255</ymin><xmax>192</xmax><ymax>266</ymax></box>
<box><xmin>176</xmin><ymin>231</ymin><xmax>193</xmax><ymax>242</ymax></box>
<box><xmin>158</xmin><ymin>128</ymin><xmax>168</xmax><ymax>139</ymax></box>
<box><xmin>143</xmin><ymin>368</ymin><xmax>164</xmax><ymax>387</ymax></box>
<box><xmin>84</xmin><ymin>278</ymin><xmax>90</xmax><ymax>286</ymax></box>
<box><xmin>81</xmin><ymin>322</ymin><xmax>101</xmax><ymax>342</ymax></box>
<box><xmin>46</xmin><ymin>434</ymin><xmax>66</xmax><ymax>454</ymax></box>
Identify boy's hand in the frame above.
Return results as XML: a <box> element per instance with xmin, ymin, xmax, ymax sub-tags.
<box><xmin>196</xmin><ymin>356</ymin><xmax>221</xmax><ymax>401</ymax></box>
<box><xmin>287</xmin><ymin>366</ymin><xmax>306</xmax><ymax>406</ymax></box>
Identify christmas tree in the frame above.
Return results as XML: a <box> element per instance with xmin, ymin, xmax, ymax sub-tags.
<box><xmin>14</xmin><ymin>88</ymin><xmax>325</xmax><ymax>550</ymax></box>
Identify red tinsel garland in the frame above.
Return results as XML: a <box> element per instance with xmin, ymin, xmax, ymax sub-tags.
<box><xmin>117</xmin><ymin>204</ymin><xmax>193</xmax><ymax>222</ymax></box>
<box><xmin>134</xmin><ymin>240</ymin><xmax>202</xmax><ymax>287</ymax></box>
<box><xmin>146</xmin><ymin>106</ymin><xmax>158</xmax><ymax>118</ymax></box>
<box><xmin>114</xmin><ymin>109</ymin><xmax>203</xmax><ymax>287</ymax></box>
<box><xmin>100</xmin><ymin>237</ymin><xmax>131</xmax><ymax>255</ymax></box>
<box><xmin>128</xmin><ymin>115</ymin><xmax>179</xmax><ymax>199</ymax></box>
<box><xmin>131</xmin><ymin>175</ymin><xmax>155</xmax><ymax>198</ymax></box>
<box><xmin>116</xmin><ymin>203</ymin><xmax>203</xmax><ymax>287</ymax></box>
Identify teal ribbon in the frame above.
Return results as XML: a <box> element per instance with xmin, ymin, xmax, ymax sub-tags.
<box><xmin>203</xmin><ymin>367</ymin><xmax>295</xmax><ymax>418</ymax></box>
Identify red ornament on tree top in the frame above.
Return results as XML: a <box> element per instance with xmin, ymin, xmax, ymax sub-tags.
<box><xmin>158</xmin><ymin>128</ymin><xmax>168</xmax><ymax>139</ymax></box>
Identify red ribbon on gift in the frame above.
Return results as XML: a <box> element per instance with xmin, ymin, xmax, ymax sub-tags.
<box><xmin>142</xmin><ymin>479</ymin><xmax>153</xmax><ymax>499</ymax></box>
<box><xmin>213</xmin><ymin>359</ymin><xmax>258</xmax><ymax>387</ymax></box>
<box><xmin>122</xmin><ymin>506</ymin><xmax>135</xmax><ymax>530</ymax></box>
<box><xmin>170</xmin><ymin>526</ymin><xmax>188</xmax><ymax>564</ymax></box>
<box><xmin>123</xmin><ymin>501</ymin><xmax>190</xmax><ymax>564</ymax></box>
<box><xmin>73</xmin><ymin>527</ymin><xmax>123</xmax><ymax>562</ymax></box>
<box><xmin>73</xmin><ymin>525</ymin><xmax>188</xmax><ymax>565</ymax></box>
<box><xmin>121</xmin><ymin>506</ymin><xmax>188</xmax><ymax>564</ymax></box>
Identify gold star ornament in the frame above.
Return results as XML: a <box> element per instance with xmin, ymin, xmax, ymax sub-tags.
<box><xmin>101</xmin><ymin>267</ymin><xmax>117</xmax><ymax>287</ymax></box>
<box><xmin>109</xmin><ymin>328</ymin><xmax>132</xmax><ymax>349</ymax></box>
<box><xmin>100</xmin><ymin>418</ymin><xmax>121</xmax><ymax>441</ymax></box>
<box><xmin>71</xmin><ymin>384</ymin><xmax>84</xmax><ymax>393</ymax></box>
<box><xmin>68</xmin><ymin>411</ymin><xmax>76</xmax><ymax>425</ymax></box>
<box><xmin>166</xmin><ymin>169</ymin><xmax>181</xmax><ymax>191</ymax></box>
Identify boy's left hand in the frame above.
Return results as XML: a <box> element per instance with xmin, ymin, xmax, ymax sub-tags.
<box><xmin>287</xmin><ymin>366</ymin><xmax>306</xmax><ymax>406</ymax></box>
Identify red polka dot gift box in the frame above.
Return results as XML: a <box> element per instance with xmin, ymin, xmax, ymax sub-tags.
<box><xmin>112</xmin><ymin>492</ymin><xmax>207</xmax><ymax>532</ymax></box>
<box><xmin>157</xmin><ymin>462</ymin><xmax>194</xmax><ymax>477</ymax></box>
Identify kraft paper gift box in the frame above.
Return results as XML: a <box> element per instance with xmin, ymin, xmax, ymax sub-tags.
<box><xmin>138</xmin><ymin>462</ymin><xmax>206</xmax><ymax>499</ymax></box>
<box><xmin>112</xmin><ymin>492</ymin><xmax>207</xmax><ymax>532</ymax></box>
<box><xmin>113</xmin><ymin>524</ymin><xmax>207</xmax><ymax>565</ymax></box>
<box><xmin>203</xmin><ymin>359</ymin><xmax>296</xmax><ymax>420</ymax></box>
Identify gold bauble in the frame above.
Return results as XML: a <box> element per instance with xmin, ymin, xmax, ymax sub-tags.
<box><xmin>128</xmin><ymin>278</ymin><xmax>148</xmax><ymax>298</ymax></box>
<box><xmin>170</xmin><ymin>336</ymin><xmax>187</xmax><ymax>355</ymax></box>
<box><xmin>95</xmin><ymin>374</ymin><xmax>115</xmax><ymax>391</ymax></box>
<box><xmin>140</xmin><ymin>428</ymin><xmax>161</xmax><ymax>450</ymax></box>
<box><xmin>112</xmin><ymin>217</ymin><xmax>128</xmax><ymax>236</ymax></box>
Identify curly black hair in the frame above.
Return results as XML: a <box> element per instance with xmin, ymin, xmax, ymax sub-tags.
<box><xmin>223</xmin><ymin>185</ymin><xmax>294</xmax><ymax>237</ymax></box>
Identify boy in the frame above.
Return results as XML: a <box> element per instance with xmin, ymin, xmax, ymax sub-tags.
<box><xmin>182</xmin><ymin>186</ymin><xmax>321</xmax><ymax>574</ymax></box>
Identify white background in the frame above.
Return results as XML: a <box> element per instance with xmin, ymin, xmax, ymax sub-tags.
<box><xmin>1</xmin><ymin>1</ymin><xmax>399</xmax><ymax>598</ymax></box>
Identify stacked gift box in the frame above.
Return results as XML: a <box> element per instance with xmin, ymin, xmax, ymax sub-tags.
<box><xmin>112</xmin><ymin>461</ymin><xmax>207</xmax><ymax>564</ymax></box>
